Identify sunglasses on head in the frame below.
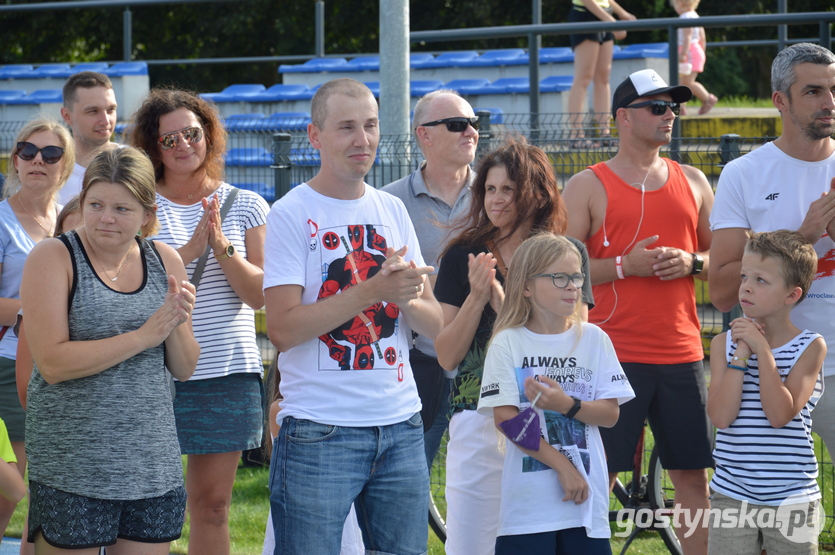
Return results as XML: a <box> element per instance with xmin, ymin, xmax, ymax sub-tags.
<box><xmin>16</xmin><ymin>142</ymin><xmax>65</xmax><ymax>164</ymax></box>
<box><xmin>625</xmin><ymin>100</ymin><xmax>681</xmax><ymax>116</ymax></box>
<box><xmin>157</xmin><ymin>126</ymin><xmax>204</xmax><ymax>150</ymax></box>
<box><xmin>419</xmin><ymin>117</ymin><xmax>480</xmax><ymax>133</ymax></box>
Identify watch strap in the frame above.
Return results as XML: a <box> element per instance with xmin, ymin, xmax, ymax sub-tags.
<box><xmin>690</xmin><ymin>253</ymin><xmax>704</xmax><ymax>276</ymax></box>
<box><xmin>566</xmin><ymin>398</ymin><xmax>582</xmax><ymax>419</ymax></box>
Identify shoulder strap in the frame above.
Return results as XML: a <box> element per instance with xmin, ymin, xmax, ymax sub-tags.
<box><xmin>190</xmin><ymin>188</ymin><xmax>239</xmax><ymax>289</ymax></box>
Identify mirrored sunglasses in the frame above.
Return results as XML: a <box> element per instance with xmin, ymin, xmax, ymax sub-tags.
<box><xmin>16</xmin><ymin>142</ymin><xmax>65</xmax><ymax>164</ymax></box>
<box><xmin>532</xmin><ymin>272</ymin><xmax>585</xmax><ymax>289</ymax></box>
<box><xmin>157</xmin><ymin>126</ymin><xmax>204</xmax><ymax>150</ymax></box>
<box><xmin>625</xmin><ymin>100</ymin><xmax>681</xmax><ymax>116</ymax></box>
<box><xmin>419</xmin><ymin>117</ymin><xmax>480</xmax><ymax>133</ymax></box>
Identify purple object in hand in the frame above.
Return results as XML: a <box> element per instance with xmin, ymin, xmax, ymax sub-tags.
<box><xmin>499</xmin><ymin>392</ymin><xmax>542</xmax><ymax>451</ymax></box>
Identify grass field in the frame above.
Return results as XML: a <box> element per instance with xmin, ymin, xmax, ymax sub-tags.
<box><xmin>3</xmin><ymin>434</ymin><xmax>833</xmax><ymax>554</ymax></box>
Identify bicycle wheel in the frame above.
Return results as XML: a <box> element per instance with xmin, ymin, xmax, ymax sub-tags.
<box><xmin>648</xmin><ymin>445</ymin><xmax>683</xmax><ymax>555</ymax></box>
<box><xmin>429</xmin><ymin>430</ymin><xmax>448</xmax><ymax>542</ymax></box>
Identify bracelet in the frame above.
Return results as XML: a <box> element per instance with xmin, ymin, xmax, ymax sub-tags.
<box><xmin>727</xmin><ymin>364</ymin><xmax>747</xmax><ymax>372</ymax></box>
<box><xmin>615</xmin><ymin>256</ymin><xmax>625</xmax><ymax>280</ymax></box>
<box><xmin>732</xmin><ymin>355</ymin><xmax>749</xmax><ymax>366</ymax></box>
<box><xmin>566</xmin><ymin>398</ymin><xmax>582</xmax><ymax>419</ymax></box>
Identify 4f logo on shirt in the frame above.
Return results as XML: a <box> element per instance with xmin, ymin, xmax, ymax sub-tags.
<box><xmin>765</xmin><ymin>193</ymin><xmax>780</xmax><ymax>201</ymax></box>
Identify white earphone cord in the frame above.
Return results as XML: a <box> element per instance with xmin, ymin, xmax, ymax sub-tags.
<box><xmin>594</xmin><ymin>165</ymin><xmax>652</xmax><ymax>326</ymax></box>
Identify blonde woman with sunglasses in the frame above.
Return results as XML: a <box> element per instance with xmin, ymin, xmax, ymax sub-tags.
<box><xmin>0</xmin><ymin>118</ymin><xmax>75</xmax><ymax>542</ymax></box>
<box><xmin>131</xmin><ymin>89</ymin><xmax>268</xmax><ymax>555</ymax></box>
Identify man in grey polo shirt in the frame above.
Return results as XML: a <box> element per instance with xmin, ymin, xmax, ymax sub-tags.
<box><xmin>382</xmin><ymin>89</ymin><xmax>478</xmax><ymax>468</ymax></box>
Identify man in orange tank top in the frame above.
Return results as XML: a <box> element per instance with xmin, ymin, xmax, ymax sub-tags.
<box><xmin>563</xmin><ymin>69</ymin><xmax>714</xmax><ymax>555</ymax></box>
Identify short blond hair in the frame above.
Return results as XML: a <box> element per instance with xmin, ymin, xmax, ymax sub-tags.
<box><xmin>310</xmin><ymin>78</ymin><xmax>376</xmax><ymax>128</ymax></box>
<box><xmin>744</xmin><ymin>229</ymin><xmax>817</xmax><ymax>306</ymax></box>
<box><xmin>80</xmin><ymin>147</ymin><xmax>159</xmax><ymax>238</ymax></box>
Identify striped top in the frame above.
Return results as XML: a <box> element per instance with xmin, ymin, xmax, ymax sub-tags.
<box><xmin>152</xmin><ymin>182</ymin><xmax>268</xmax><ymax>380</ymax></box>
<box><xmin>711</xmin><ymin>330</ymin><xmax>824</xmax><ymax>505</ymax></box>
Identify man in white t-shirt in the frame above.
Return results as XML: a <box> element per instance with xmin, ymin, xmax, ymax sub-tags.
<box><xmin>710</xmin><ymin>42</ymin><xmax>835</xmax><ymax>456</ymax></box>
<box><xmin>263</xmin><ymin>78</ymin><xmax>443</xmax><ymax>554</ymax></box>
<box><xmin>59</xmin><ymin>71</ymin><xmax>120</xmax><ymax>203</ymax></box>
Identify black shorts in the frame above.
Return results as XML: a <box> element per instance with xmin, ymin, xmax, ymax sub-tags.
<box><xmin>28</xmin><ymin>481</ymin><xmax>187</xmax><ymax>548</ymax></box>
<box><xmin>568</xmin><ymin>6</ymin><xmax>615</xmax><ymax>49</ymax></box>
<box><xmin>599</xmin><ymin>361</ymin><xmax>713</xmax><ymax>472</ymax></box>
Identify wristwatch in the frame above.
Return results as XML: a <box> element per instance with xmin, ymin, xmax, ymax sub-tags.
<box><xmin>690</xmin><ymin>253</ymin><xmax>704</xmax><ymax>275</ymax></box>
<box><xmin>216</xmin><ymin>243</ymin><xmax>235</xmax><ymax>261</ymax></box>
<box><xmin>566</xmin><ymin>398</ymin><xmax>582</xmax><ymax>419</ymax></box>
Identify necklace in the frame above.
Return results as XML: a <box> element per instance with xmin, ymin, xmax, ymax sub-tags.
<box><xmin>88</xmin><ymin>242</ymin><xmax>133</xmax><ymax>282</ymax></box>
<box><xmin>18</xmin><ymin>195</ymin><xmax>53</xmax><ymax>236</ymax></box>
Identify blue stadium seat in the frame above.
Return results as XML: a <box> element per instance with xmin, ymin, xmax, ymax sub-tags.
<box><xmin>409</xmin><ymin>53</ymin><xmax>436</xmax><ymax>69</ymax></box>
<box><xmin>346</xmin><ymin>56</ymin><xmax>380</xmax><ymax>72</ymax></box>
<box><xmin>290</xmin><ymin>148</ymin><xmax>321</xmax><ymax>166</ymax></box>
<box><xmin>473</xmin><ymin>107</ymin><xmax>504</xmax><ymax>125</ymax></box>
<box><xmin>202</xmin><ymin>84</ymin><xmax>267</xmax><ymax>103</ymax></box>
<box><xmin>613</xmin><ymin>43</ymin><xmax>669</xmax><ymax>60</ymax></box>
<box><xmin>31</xmin><ymin>64</ymin><xmax>72</xmax><ymax>78</ymax></box>
<box><xmin>410</xmin><ymin>80</ymin><xmax>444</xmax><ymax>97</ymax></box>
<box><xmin>69</xmin><ymin>62</ymin><xmax>110</xmax><ymax>75</ymax></box>
<box><xmin>461</xmin><ymin>49</ymin><xmax>526</xmax><ymax>67</ymax></box>
<box><xmin>103</xmin><ymin>62</ymin><xmax>149</xmax><ymax>76</ymax></box>
<box><xmin>225</xmin><ymin>148</ymin><xmax>273</xmax><ymax>167</ymax></box>
<box><xmin>0</xmin><ymin>65</ymin><xmax>35</xmax><ymax>79</ymax></box>
<box><xmin>421</xmin><ymin>51</ymin><xmax>480</xmax><ymax>69</ymax></box>
<box><xmin>223</xmin><ymin>113</ymin><xmax>266</xmax><ymax>132</ymax></box>
<box><xmin>364</xmin><ymin>82</ymin><xmax>380</xmax><ymax>98</ymax></box>
<box><xmin>233</xmin><ymin>183</ymin><xmax>275</xmax><ymax>202</ymax></box>
<box><xmin>279</xmin><ymin>58</ymin><xmax>349</xmax><ymax>74</ymax></box>
<box><xmin>249</xmin><ymin>84</ymin><xmax>310</xmax><ymax>102</ymax></box>
<box><xmin>254</xmin><ymin>112</ymin><xmax>312</xmax><ymax>132</ymax></box>
<box><xmin>444</xmin><ymin>79</ymin><xmax>492</xmax><ymax>95</ymax></box>
<box><xmin>297</xmin><ymin>83</ymin><xmax>323</xmax><ymax>100</ymax></box>
<box><xmin>6</xmin><ymin>89</ymin><xmax>63</xmax><ymax>104</ymax></box>
<box><xmin>539</xmin><ymin>47</ymin><xmax>575</xmax><ymax>64</ymax></box>
<box><xmin>114</xmin><ymin>122</ymin><xmax>133</xmax><ymax>136</ymax></box>
<box><xmin>540</xmin><ymin>75</ymin><xmax>574</xmax><ymax>92</ymax></box>
<box><xmin>0</xmin><ymin>90</ymin><xmax>27</xmax><ymax>103</ymax></box>
<box><xmin>485</xmin><ymin>77</ymin><xmax>530</xmax><ymax>94</ymax></box>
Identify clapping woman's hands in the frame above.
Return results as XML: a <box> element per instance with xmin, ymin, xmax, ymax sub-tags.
<box><xmin>141</xmin><ymin>275</ymin><xmax>196</xmax><ymax>347</ymax></box>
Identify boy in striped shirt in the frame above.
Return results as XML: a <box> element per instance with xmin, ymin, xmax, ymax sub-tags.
<box><xmin>707</xmin><ymin>229</ymin><xmax>825</xmax><ymax>555</ymax></box>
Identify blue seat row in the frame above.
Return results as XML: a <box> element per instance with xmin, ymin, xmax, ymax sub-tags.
<box><xmin>223</xmin><ymin>112</ymin><xmax>312</xmax><ymax>132</ymax></box>
<box><xmin>0</xmin><ymin>61</ymin><xmax>148</xmax><ymax>80</ymax></box>
<box><xmin>0</xmin><ymin>89</ymin><xmax>62</xmax><ymax>104</ymax></box>
<box><xmin>277</xmin><ymin>44</ymin><xmax>668</xmax><ymax>74</ymax></box>
<box><xmin>201</xmin><ymin>75</ymin><xmax>573</xmax><ymax>104</ymax></box>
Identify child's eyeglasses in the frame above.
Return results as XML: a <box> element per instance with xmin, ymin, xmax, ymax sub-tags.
<box><xmin>157</xmin><ymin>126</ymin><xmax>204</xmax><ymax>150</ymax></box>
<box><xmin>15</xmin><ymin>142</ymin><xmax>65</xmax><ymax>164</ymax></box>
<box><xmin>533</xmin><ymin>272</ymin><xmax>585</xmax><ymax>289</ymax></box>
<box><xmin>625</xmin><ymin>100</ymin><xmax>681</xmax><ymax>116</ymax></box>
<box><xmin>418</xmin><ymin>117</ymin><xmax>480</xmax><ymax>133</ymax></box>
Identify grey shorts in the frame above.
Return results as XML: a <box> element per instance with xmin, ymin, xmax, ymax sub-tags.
<box><xmin>27</xmin><ymin>481</ymin><xmax>186</xmax><ymax>548</ymax></box>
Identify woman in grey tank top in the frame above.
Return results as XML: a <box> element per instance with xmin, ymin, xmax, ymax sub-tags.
<box><xmin>20</xmin><ymin>148</ymin><xmax>200</xmax><ymax>553</ymax></box>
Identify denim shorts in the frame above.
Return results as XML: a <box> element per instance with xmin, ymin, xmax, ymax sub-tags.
<box><xmin>269</xmin><ymin>412</ymin><xmax>428</xmax><ymax>555</ymax></box>
<box><xmin>27</xmin><ymin>481</ymin><xmax>187</xmax><ymax>548</ymax></box>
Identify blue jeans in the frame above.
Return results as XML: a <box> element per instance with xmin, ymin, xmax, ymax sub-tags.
<box><xmin>423</xmin><ymin>378</ymin><xmax>452</xmax><ymax>470</ymax></box>
<box><xmin>269</xmin><ymin>412</ymin><xmax>429</xmax><ymax>555</ymax></box>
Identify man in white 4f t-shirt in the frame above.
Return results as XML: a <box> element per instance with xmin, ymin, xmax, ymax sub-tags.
<box><xmin>263</xmin><ymin>78</ymin><xmax>443</xmax><ymax>555</ymax></box>
<box><xmin>710</xmin><ymin>42</ymin><xmax>835</xmax><ymax>459</ymax></box>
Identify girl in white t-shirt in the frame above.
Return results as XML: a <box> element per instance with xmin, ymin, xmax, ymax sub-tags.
<box><xmin>477</xmin><ymin>233</ymin><xmax>634</xmax><ymax>555</ymax></box>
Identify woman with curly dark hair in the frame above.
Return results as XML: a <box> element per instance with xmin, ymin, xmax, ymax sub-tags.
<box><xmin>131</xmin><ymin>89</ymin><xmax>268</xmax><ymax>555</ymax></box>
<box><xmin>433</xmin><ymin>139</ymin><xmax>595</xmax><ymax>554</ymax></box>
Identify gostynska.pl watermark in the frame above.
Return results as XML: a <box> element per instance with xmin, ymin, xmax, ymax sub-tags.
<box><xmin>614</xmin><ymin>496</ymin><xmax>824</xmax><ymax>544</ymax></box>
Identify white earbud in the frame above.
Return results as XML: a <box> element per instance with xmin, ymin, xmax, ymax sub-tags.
<box><xmin>603</xmin><ymin>237</ymin><xmax>610</xmax><ymax>247</ymax></box>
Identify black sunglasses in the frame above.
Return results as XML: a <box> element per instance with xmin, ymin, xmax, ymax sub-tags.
<box><xmin>625</xmin><ymin>100</ymin><xmax>681</xmax><ymax>116</ymax></box>
<box><xmin>16</xmin><ymin>142</ymin><xmax>65</xmax><ymax>164</ymax></box>
<box><xmin>419</xmin><ymin>117</ymin><xmax>480</xmax><ymax>133</ymax></box>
